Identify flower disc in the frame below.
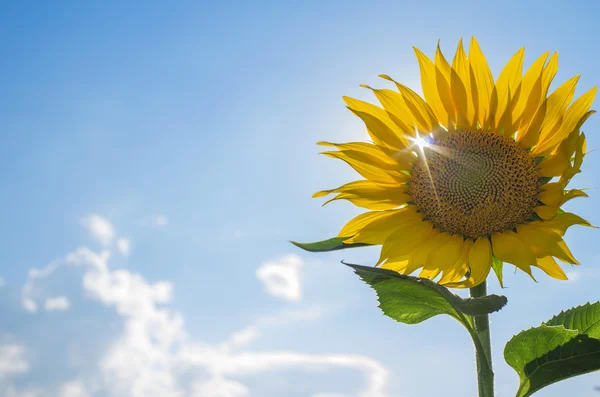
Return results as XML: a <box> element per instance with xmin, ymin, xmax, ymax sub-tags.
<box><xmin>410</xmin><ymin>130</ymin><xmax>540</xmax><ymax>240</ymax></box>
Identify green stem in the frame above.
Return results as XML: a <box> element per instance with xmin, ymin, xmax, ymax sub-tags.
<box><xmin>470</xmin><ymin>281</ymin><xmax>494</xmax><ymax>397</ymax></box>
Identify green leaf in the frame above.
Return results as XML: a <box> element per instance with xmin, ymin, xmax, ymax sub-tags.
<box><xmin>545</xmin><ymin>302</ymin><xmax>600</xmax><ymax>338</ymax></box>
<box><xmin>491</xmin><ymin>256</ymin><xmax>504</xmax><ymax>288</ymax></box>
<box><xmin>505</xmin><ymin>302</ymin><xmax>600</xmax><ymax>397</ymax></box>
<box><xmin>345</xmin><ymin>264</ymin><xmax>507</xmax><ymax>325</ymax></box>
<box><xmin>290</xmin><ymin>237</ymin><xmax>370</xmax><ymax>252</ymax></box>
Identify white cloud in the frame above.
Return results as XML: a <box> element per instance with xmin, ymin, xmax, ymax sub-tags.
<box><xmin>229</xmin><ymin>327</ymin><xmax>260</xmax><ymax>347</ymax></box>
<box><xmin>66</xmin><ymin>247</ymin><xmax>110</xmax><ymax>272</ymax></box>
<box><xmin>256</xmin><ymin>254</ymin><xmax>303</xmax><ymax>301</ymax></box>
<box><xmin>22</xmin><ymin>247</ymin><xmax>110</xmax><ymax>313</ymax></box>
<box><xmin>59</xmin><ymin>380</ymin><xmax>91</xmax><ymax>397</ymax></box>
<box><xmin>566</xmin><ymin>271</ymin><xmax>580</xmax><ymax>282</ymax></box>
<box><xmin>231</xmin><ymin>228</ymin><xmax>245</xmax><ymax>239</ymax></box>
<box><xmin>81</xmin><ymin>214</ymin><xmax>115</xmax><ymax>246</ymax></box>
<box><xmin>23</xmin><ymin>299</ymin><xmax>37</xmax><ymax>313</ymax></box>
<box><xmin>257</xmin><ymin>305</ymin><xmax>325</xmax><ymax>327</ymax></box>
<box><xmin>16</xmin><ymin>221</ymin><xmax>392</xmax><ymax>397</ymax></box>
<box><xmin>77</xmin><ymin>247</ymin><xmax>388</xmax><ymax>396</ymax></box>
<box><xmin>0</xmin><ymin>344</ymin><xmax>29</xmax><ymax>377</ymax></box>
<box><xmin>153</xmin><ymin>215</ymin><xmax>168</xmax><ymax>227</ymax></box>
<box><xmin>140</xmin><ymin>214</ymin><xmax>169</xmax><ymax>228</ymax></box>
<box><xmin>116</xmin><ymin>238</ymin><xmax>131</xmax><ymax>257</ymax></box>
<box><xmin>1</xmin><ymin>388</ymin><xmax>44</xmax><ymax>397</ymax></box>
<box><xmin>190</xmin><ymin>377</ymin><xmax>249</xmax><ymax>397</ymax></box>
<box><xmin>218</xmin><ymin>306</ymin><xmax>325</xmax><ymax>352</ymax></box>
<box><xmin>312</xmin><ymin>394</ymin><xmax>348</xmax><ymax>397</ymax></box>
<box><xmin>45</xmin><ymin>296</ymin><xmax>70</xmax><ymax>311</ymax></box>
<box><xmin>28</xmin><ymin>260</ymin><xmax>61</xmax><ymax>279</ymax></box>
<box><xmin>565</xmin><ymin>268</ymin><xmax>600</xmax><ymax>282</ymax></box>
<box><xmin>179</xmin><ymin>349</ymin><xmax>390</xmax><ymax>397</ymax></box>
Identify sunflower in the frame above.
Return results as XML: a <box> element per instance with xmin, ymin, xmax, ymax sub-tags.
<box><xmin>316</xmin><ymin>37</ymin><xmax>596</xmax><ymax>288</ymax></box>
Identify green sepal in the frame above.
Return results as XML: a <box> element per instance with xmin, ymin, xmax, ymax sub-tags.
<box><xmin>290</xmin><ymin>237</ymin><xmax>370</xmax><ymax>252</ymax></box>
<box><xmin>533</xmin><ymin>155</ymin><xmax>546</xmax><ymax>165</ymax></box>
<box><xmin>491</xmin><ymin>257</ymin><xmax>504</xmax><ymax>288</ymax></box>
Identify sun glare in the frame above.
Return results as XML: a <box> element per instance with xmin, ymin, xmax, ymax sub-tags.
<box><xmin>410</xmin><ymin>132</ymin><xmax>430</xmax><ymax>150</ymax></box>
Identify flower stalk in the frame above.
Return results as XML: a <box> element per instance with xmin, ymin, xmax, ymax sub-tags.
<box><xmin>470</xmin><ymin>281</ymin><xmax>494</xmax><ymax>397</ymax></box>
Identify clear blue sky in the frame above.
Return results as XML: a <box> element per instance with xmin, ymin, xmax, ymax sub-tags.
<box><xmin>1</xmin><ymin>1</ymin><xmax>599</xmax><ymax>396</ymax></box>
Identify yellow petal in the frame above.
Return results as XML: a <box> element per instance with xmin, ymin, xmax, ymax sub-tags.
<box><xmin>496</xmin><ymin>84</ymin><xmax>521</xmax><ymax>136</ymax></box>
<box><xmin>435</xmin><ymin>40</ymin><xmax>452</xmax><ymax>80</ymax></box>
<box><xmin>495</xmin><ymin>47</ymin><xmax>524</xmax><ymax>127</ymax></box>
<box><xmin>512</xmin><ymin>51</ymin><xmax>549</xmax><ymax>122</ymax></box>
<box><xmin>518</xmin><ymin>95</ymin><xmax>547</xmax><ymax>148</ymax></box>
<box><xmin>539</xmin><ymin>126</ymin><xmax>595</xmax><ymax>179</ymax></box>
<box><xmin>439</xmin><ymin>239</ymin><xmax>473</xmax><ymax>286</ymax></box>
<box><xmin>343</xmin><ymin>97</ymin><xmax>406</xmax><ymax>149</ymax></box>
<box><xmin>541</xmin><ymin>181</ymin><xmax>566</xmax><ymax>193</ymax></box>
<box><xmin>469</xmin><ymin>37</ymin><xmax>494</xmax><ymax>126</ymax></box>
<box><xmin>338</xmin><ymin>209</ymin><xmax>406</xmax><ymax>240</ymax></box>
<box><xmin>534</xmin><ymin>205</ymin><xmax>558</xmax><ymax>220</ymax></box>
<box><xmin>536</xmin><ymin>256</ymin><xmax>568</xmax><ymax>280</ymax></box>
<box><xmin>564</xmin><ymin>189</ymin><xmax>589</xmax><ymax>203</ymax></box>
<box><xmin>362</xmin><ymin>86</ymin><xmax>416</xmax><ymax>140</ymax></box>
<box><xmin>317</xmin><ymin>141</ymin><xmax>412</xmax><ymax>170</ymax></box>
<box><xmin>435</xmin><ymin>42</ymin><xmax>457</xmax><ymax>130</ymax></box>
<box><xmin>555</xmin><ymin>239</ymin><xmax>579</xmax><ymax>264</ymax></box>
<box><xmin>543</xmin><ymin>212</ymin><xmax>592</xmax><ymax>236</ymax></box>
<box><xmin>342</xmin><ymin>208</ymin><xmax>423</xmax><ymax>245</ymax></box>
<box><xmin>491</xmin><ymin>231</ymin><xmax>536</xmax><ymax>276</ymax></box>
<box><xmin>516</xmin><ymin>223</ymin><xmax>578</xmax><ymax>264</ymax></box>
<box><xmin>384</xmin><ymin>229</ymin><xmax>441</xmax><ymax>275</ymax></box>
<box><xmin>317</xmin><ymin>141</ymin><xmax>395</xmax><ymax>163</ymax></box>
<box><xmin>516</xmin><ymin>53</ymin><xmax>557</xmax><ymax>147</ymax></box>
<box><xmin>534</xmin><ymin>86</ymin><xmax>597</xmax><ymax>155</ymax></box>
<box><xmin>538</xmin><ymin>187</ymin><xmax>564</xmax><ymax>207</ymax></box>
<box><xmin>321</xmin><ymin>150</ymin><xmax>408</xmax><ymax>185</ymax></box>
<box><xmin>562</xmin><ymin>130</ymin><xmax>590</xmax><ymax>183</ymax></box>
<box><xmin>451</xmin><ymin>39</ymin><xmax>474</xmax><ymax>128</ymax></box>
<box><xmin>436</xmin><ymin>65</ymin><xmax>457</xmax><ymax>130</ymax></box>
<box><xmin>379</xmin><ymin>75</ymin><xmax>441</xmax><ymax>135</ymax></box>
<box><xmin>541</xmin><ymin>52</ymin><xmax>559</xmax><ymax>98</ymax></box>
<box><xmin>380</xmin><ymin>256</ymin><xmax>410</xmax><ymax>272</ymax></box>
<box><xmin>536</xmin><ymin>188</ymin><xmax>588</xmax><ymax>211</ymax></box>
<box><xmin>397</xmin><ymin>84</ymin><xmax>441</xmax><ymax>135</ymax></box>
<box><xmin>378</xmin><ymin>220</ymin><xmax>433</xmax><ymax>264</ymax></box>
<box><xmin>536</xmin><ymin>75</ymin><xmax>580</xmax><ymax>147</ymax></box>
<box><xmin>315</xmin><ymin>180</ymin><xmax>410</xmax><ymax>210</ymax></box>
<box><xmin>466</xmin><ymin>237</ymin><xmax>493</xmax><ymax>286</ymax></box>
<box><xmin>413</xmin><ymin>47</ymin><xmax>450</xmax><ymax>126</ymax></box>
<box><xmin>420</xmin><ymin>233</ymin><xmax>464</xmax><ymax>279</ymax></box>
<box><xmin>403</xmin><ymin>228</ymin><xmax>443</xmax><ymax>272</ymax></box>
<box><xmin>443</xmin><ymin>237</ymin><xmax>492</xmax><ymax>289</ymax></box>
<box><xmin>326</xmin><ymin>193</ymin><xmax>409</xmax><ymax>210</ymax></box>
<box><xmin>573</xmin><ymin>132</ymin><xmax>587</xmax><ymax>172</ymax></box>
<box><xmin>537</xmin><ymin>147</ymin><xmax>572</xmax><ymax>177</ymax></box>
<box><xmin>314</xmin><ymin>179</ymin><xmax>402</xmax><ymax>197</ymax></box>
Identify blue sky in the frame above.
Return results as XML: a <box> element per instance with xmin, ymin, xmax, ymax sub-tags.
<box><xmin>1</xmin><ymin>1</ymin><xmax>599</xmax><ymax>396</ymax></box>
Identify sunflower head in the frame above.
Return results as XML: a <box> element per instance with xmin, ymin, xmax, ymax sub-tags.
<box><xmin>316</xmin><ymin>38</ymin><xmax>596</xmax><ymax>288</ymax></box>
<box><xmin>410</xmin><ymin>128</ymin><xmax>540</xmax><ymax>240</ymax></box>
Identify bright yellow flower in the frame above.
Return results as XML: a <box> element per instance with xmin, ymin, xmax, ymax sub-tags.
<box><xmin>316</xmin><ymin>38</ymin><xmax>596</xmax><ymax>288</ymax></box>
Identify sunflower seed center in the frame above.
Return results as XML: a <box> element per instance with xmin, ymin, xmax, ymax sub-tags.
<box><xmin>409</xmin><ymin>130</ymin><xmax>540</xmax><ymax>239</ymax></box>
